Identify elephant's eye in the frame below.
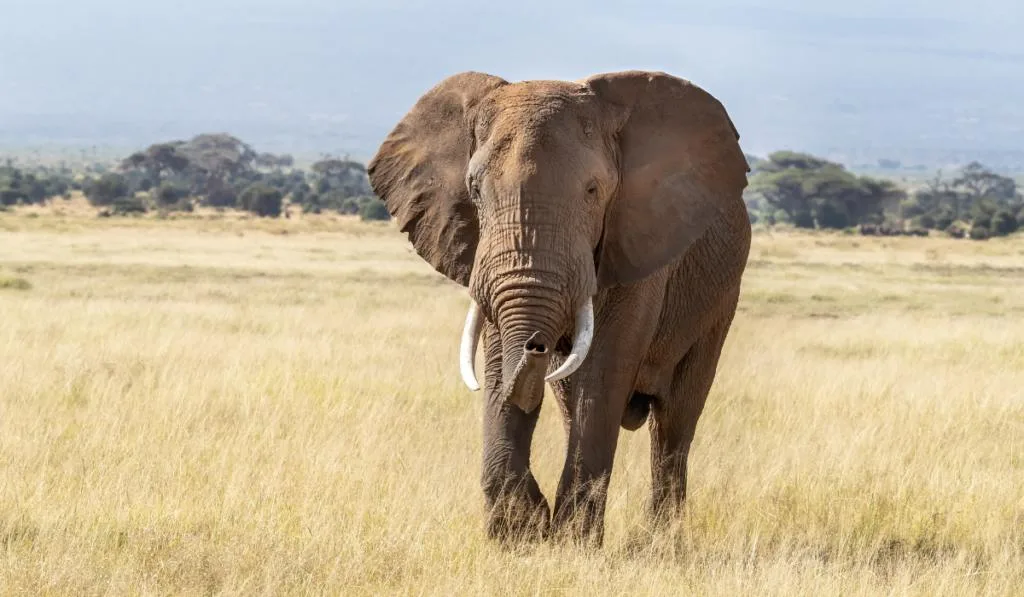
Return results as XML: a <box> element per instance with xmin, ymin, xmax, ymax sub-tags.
<box><xmin>585</xmin><ymin>182</ymin><xmax>599</xmax><ymax>198</ymax></box>
<box><xmin>468</xmin><ymin>179</ymin><xmax>481</xmax><ymax>202</ymax></box>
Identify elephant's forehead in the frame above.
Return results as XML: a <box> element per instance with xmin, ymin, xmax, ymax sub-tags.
<box><xmin>477</xmin><ymin>83</ymin><xmax>600</xmax><ymax>157</ymax></box>
<box><xmin>481</xmin><ymin>82</ymin><xmax>593</xmax><ymax>128</ymax></box>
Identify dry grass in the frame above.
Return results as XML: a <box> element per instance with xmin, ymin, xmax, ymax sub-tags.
<box><xmin>1</xmin><ymin>209</ymin><xmax>1022</xmax><ymax>596</ymax></box>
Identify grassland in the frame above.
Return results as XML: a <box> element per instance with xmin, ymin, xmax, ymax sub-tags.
<box><xmin>1</xmin><ymin>206</ymin><xmax>1022</xmax><ymax>595</ymax></box>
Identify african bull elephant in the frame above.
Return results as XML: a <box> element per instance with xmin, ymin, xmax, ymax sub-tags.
<box><xmin>367</xmin><ymin>70</ymin><xmax>752</xmax><ymax>546</ymax></box>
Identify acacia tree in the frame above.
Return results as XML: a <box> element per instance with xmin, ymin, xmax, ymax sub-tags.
<box><xmin>953</xmin><ymin>161</ymin><xmax>1016</xmax><ymax>204</ymax></box>
<box><xmin>748</xmin><ymin>151</ymin><xmax>902</xmax><ymax>229</ymax></box>
<box><xmin>907</xmin><ymin>162</ymin><xmax>1022</xmax><ymax>237</ymax></box>
<box><xmin>177</xmin><ymin>133</ymin><xmax>258</xmax><ymax>202</ymax></box>
<box><xmin>310</xmin><ymin>158</ymin><xmax>372</xmax><ymax>197</ymax></box>
<box><xmin>121</xmin><ymin>142</ymin><xmax>191</xmax><ymax>188</ymax></box>
<box><xmin>254</xmin><ymin>152</ymin><xmax>295</xmax><ymax>171</ymax></box>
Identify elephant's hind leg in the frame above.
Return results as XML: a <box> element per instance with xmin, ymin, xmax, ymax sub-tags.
<box><xmin>648</xmin><ymin>312</ymin><xmax>735</xmax><ymax>523</ymax></box>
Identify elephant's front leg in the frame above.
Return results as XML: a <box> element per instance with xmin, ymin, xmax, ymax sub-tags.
<box><xmin>480</xmin><ymin>322</ymin><xmax>550</xmax><ymax>543</ymax></box>
<box><xmin>551</xmin><ymin>283</ymin><xmax>664</xmax><ymax>546</ymax></box>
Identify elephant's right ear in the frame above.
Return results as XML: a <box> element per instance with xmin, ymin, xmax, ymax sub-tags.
<box><xmin>368</xmin><ymin>72</ymin><xmax>508</xmax><ymax>286</ymax></box>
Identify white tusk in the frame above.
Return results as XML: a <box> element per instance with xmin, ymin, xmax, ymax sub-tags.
<box><xmin>545</xmin><ymin>296</ymin><xmax>594</xmax><ymax>383</ymax></box>
<box><xmin>459</xmin><ymin>300</ymin><xmax>484</xmax><ymax>391</ymax></box>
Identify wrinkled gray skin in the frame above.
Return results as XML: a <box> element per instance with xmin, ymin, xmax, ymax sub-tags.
<box><xmin>368</xmin><ymin>70</ymin><xmax>751</xmax><ymax>546</ymax></box>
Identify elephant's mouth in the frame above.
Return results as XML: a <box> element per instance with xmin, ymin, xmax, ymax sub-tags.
<box><xmin>458</xmin><ymin>296</ymin><xmax>595</xmax><ymax>411</ymax></box>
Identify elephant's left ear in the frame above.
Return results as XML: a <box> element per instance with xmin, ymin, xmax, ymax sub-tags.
<box><xmin>585</xmin><ymin>71</ymin><xmax>750</xmax><ymax>288</ymax></box>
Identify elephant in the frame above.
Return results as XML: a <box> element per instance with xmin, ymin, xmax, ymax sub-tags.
<box><xmin>367</xmin><ymin>69</ymin><xmax>752</xmax><ymax>546</ymax></box>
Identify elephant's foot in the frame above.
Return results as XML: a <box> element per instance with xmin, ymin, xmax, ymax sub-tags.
<box><xmin>646</xmin><ymin>486</ymin><xmax>687</xmax><ymax>529</ymax></box>
<box><xmin>486</xmin><ymin>499</ymin><xmax>550</xmax><ymax>545</ymax></box>
<box><xmin>551</xmin><ymin>478</ymin><xmax>609</xmax><ymax>548</ymax></box>
<box><xmin>483</xmin><ymin>473</ymin><xmax>550</xmax><ymax>545</ymax></box>
<box><xmin>647</xmin><ymin>450</ymin><xmax>690</xmax><ymax>529</ymax></box>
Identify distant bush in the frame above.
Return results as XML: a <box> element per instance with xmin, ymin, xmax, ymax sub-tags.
<box><xmin>910</xmin><ymin>214</ymin><xmax>935</xmax><ymax>230</ymax></box>
<box><xmin>85</xmin><ymin>173</ymin><xmax>130</xmax><ymax>206</ymax></box>
<box><xmin>968</xmin><ymin>223</ymin><xmax>990</xmax><ymax>240</ymax></box>
<box><xmin>239</xmin><ymin>183</ymin><xmax>282</xmax><ymax>217</ymax></box>
<box><xmin>991</xmin><ymin>209</ymin><xmax>1019</xmax><ymax>236</ymax></box>
<box><xmin>290</xmin><ymin>183</ymin><xmax>311</xmax><ymax>207</ymax></box>
<box><xmin>203</xmin><ymin>183</ymin><xmax>239</xmax><ymax>208</ymax></box>
<box><xmin>359</xmin><ymin>198</ymin><xmax>391</xmax><ymax>222</ymax></box>
<box><xmin>339</xmin><ymin>197</ymin><xmax>362</xmax><ymax>215</ymax></box>
<box><xmin>0</xmin><ymin>163</ymin><xmax>73</xmax><ymax>205</ymax></box>
<box><xmin>945</xmin><ymin>223</ymin><xmax>967</xmax><ymax>239</ymax></box>
<box><xmin>154</xmin><ymin>182</ymin><xmax>187</xmax><ymax>206</ymax></box>
<box><xmin>111</xmin><ymin>196</ymin><xmax>148</xmax><ymax>216</ymax></box>
<box><xmin>934</xmin><ymin>211</ymin><xmax>955</xmax><ymax>231</ymax></box>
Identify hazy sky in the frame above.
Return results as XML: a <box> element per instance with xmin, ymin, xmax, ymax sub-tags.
<box><xmin>2</xmin><ymin>0</ymin><xmax>1022</xmax><ymax>161</ymax></box>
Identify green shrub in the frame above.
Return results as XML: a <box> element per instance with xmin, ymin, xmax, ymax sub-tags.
<box><xmin>239</xmin><ymin>183</ymin><xmax>282</xmax><ymax>217</ymax></box>
<box><xmin>968</xmin><ymin>223</ymin><xmax>990</xmax><ymax>240</ymax></box>
<box><xmin>934</xmin><ymin>211</ymin><xmax>955</xmax><ymax>231</ymax></box>
<box><xmin>203</xmin><ymin>184</ymin><xmax>239</xmax><ymax>208</ymax></box>
<box><xmin>111</xmin><ymin>196</ymin><xmax>148</xmax><ymax>215</ymax></box>
<box><xmin>792</xmin><ymin>210</ymin><xmax>815</xmax><ymax>229</ymax></box>
<box><xmin>85</xmin><ymin>173</ymin><xmax>129</xmax><ymax>206</ymax></box>
<box><xmin>359</xmin><ymin>198</ymin><xmax>391</xmax><ymax>221</ymax></box>
<box><xmin>154</xmin><ymin>182</ymin><xmax>188</xmax><ymax>206</ymax></box>
<box><xmin>991</xmin><ymin>209</ymin><xmax>1019</xmax><ymax>236</ymax></box>
<box><xmin>340</xmin><ymin>197</ymin><xmax>362</xmax><ymax>215</ymax></box>
<box><xmin>899</xmin><ymin>197</ymin><xmax>926</xmax><ymax>218</ymax></box>
<box><xmin>0</xmin><ymin>189</ymin><xmax>22</xmax><ymax>206</ymax></box>
<box><xmin>911</xmin><ymin>214</ymin><xmax>936</xmax><ymax>230</ymax></box>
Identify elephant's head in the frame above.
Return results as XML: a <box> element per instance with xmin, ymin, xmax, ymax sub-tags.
<box><xmin>368</xmin><ymin>70</ymin><xmax>748</xmax><ymax>412</ymax></box>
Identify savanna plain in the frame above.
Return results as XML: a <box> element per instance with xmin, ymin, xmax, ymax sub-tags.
<box><xmin>1</xmin><ymin>205</ymin><xmax>1022</xmax><ymax>596</ymax></box>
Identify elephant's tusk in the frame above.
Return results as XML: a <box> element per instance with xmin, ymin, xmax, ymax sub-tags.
<box><xmin>459</xmin><ymin>300</ymin><xmax>484</xmax><ymax>391</ymax></box>
<box><xmin>545</xmin><ymin>296</ymin><xmax>594</xmax><ymax>383</ymax></box>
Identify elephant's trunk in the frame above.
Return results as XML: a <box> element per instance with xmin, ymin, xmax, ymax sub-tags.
<box><xmin>499</xmin><ymin>331</ymin><xmax>551</xmax><ymax>413</ymax></box>
<box><xmin>493</xmin><ymin>290</ymin><xmax>564</xmax><ymax>412</ymax></box>
<box><xmin>460</xmin><ymin>290</ymin><xmax>593</xmax><ymax>413</ymax></box>
<box><xmin>496</xmin><ymin>297</ymin><xmax>594</xmax><ymax>412</ymax></box>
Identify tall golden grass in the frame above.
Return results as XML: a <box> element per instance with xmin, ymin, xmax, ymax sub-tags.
<box><xmin>1</xmin><ymin>209</ymin><xmax>1022</xmax><ymax>595</ymax></box>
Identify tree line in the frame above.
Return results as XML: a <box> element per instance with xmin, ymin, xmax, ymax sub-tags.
<box><xmin>1</xmin><ymin>133</ymin><xmax>391</xmax><ymax>221</ymax></box>
<box><xmin>3</xmin><ymin>137</ymin><xmax>1023</xmax><ymax>239</ymax></box>
<box><xmin>744</xmin><ymin>152</ymin><xmax>1023</xmax><ymax>239</ymax></box>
